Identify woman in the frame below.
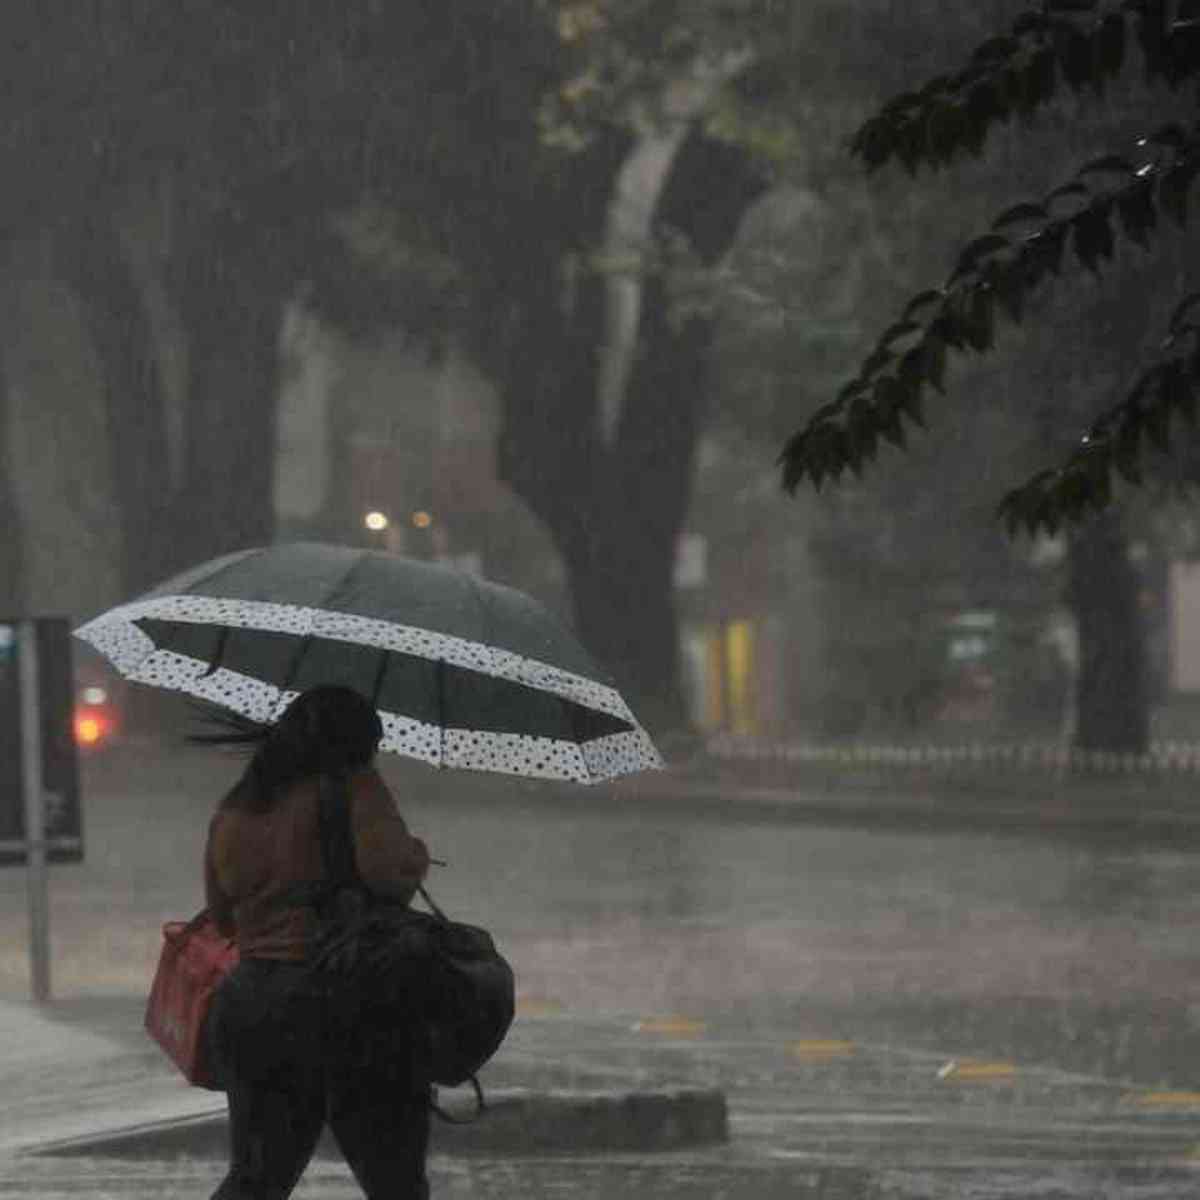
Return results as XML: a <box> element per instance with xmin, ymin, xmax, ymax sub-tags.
<box><xmin>203</xmin><ymin>685</ymin><xmax>433</xmax><ymax>1200</ymax></box>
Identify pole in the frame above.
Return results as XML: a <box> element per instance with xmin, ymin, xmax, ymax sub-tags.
<box><xmin>18</xmin><ymin>620</ymin><xmax>50</xmax><ymax>1004</ymax></box>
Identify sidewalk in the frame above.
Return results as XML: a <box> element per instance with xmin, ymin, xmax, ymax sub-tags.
<box><xmin>0</xmin><ymin>995</ymin><xmax>723</xmax><ymax>1159</ymax></box>
<box><xmin>6</xmin><ymin>992</ymin><xmax>1200</xmax><ymax>1199</ymax></box>
<box><xmin>607</xmin><ymin>737</ymin><xmax>1200</xmax><ymax>842</ymax></box>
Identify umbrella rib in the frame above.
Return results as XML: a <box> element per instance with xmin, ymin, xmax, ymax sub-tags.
<box><xmin>370</xmin><ymin>648</ymin><xmax>391</xmax><ymax>708</ymax></box>
<box><xmin>199</xmin><ymin>626</ymin><xmax>230</xmax><ymax>679</ymax></box>
<box><xmin>280</xmin><ymin>634</ymin><xmax>314</xmax><ymax>695</ymax></box>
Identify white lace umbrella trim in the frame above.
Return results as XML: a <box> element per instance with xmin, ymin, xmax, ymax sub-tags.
<box><xmin>75</xmin><ymin>596</ymin><xmax>662</xmax><ymax>783</ymax></box>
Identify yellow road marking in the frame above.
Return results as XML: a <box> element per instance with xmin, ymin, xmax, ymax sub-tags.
<box><xmin>938</xmin><ymin>1059</ymin><xmax>1017</xmax><ymax>1082</ymax></box>
<box><xmin>1127</xmin><ymin>1091</ymin><xmax>1200</xmax><ymax>1109</ymax></box>
<box><xmin>791</xmin><ymin>1040</ymin><xmax>856</xmax><ymax>1060</ymax></box>
<box><xmin>515</xmin><ymin>997</ymin><xmax>564</xmax><ymax>1016</ymax></box>
<box><xmin>632</xmin><ymin>1017</ymin><xmax>707</xmax><ymax>1037</ymax></box>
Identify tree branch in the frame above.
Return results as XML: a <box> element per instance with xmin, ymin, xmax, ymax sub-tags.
<box><xmin>850</xmin><ymin>1</ymin><xmax>1199</xmax><ymax>176</ymax></box>
<box><xmin>596</xmin><ymin>48</ymin><xmax>753</xmax><ymax>445</ymax></box>
<box><xmin>779</xmin><ymin>120</ymin><xmax>1200</xmax><ymax>518</ymax></box>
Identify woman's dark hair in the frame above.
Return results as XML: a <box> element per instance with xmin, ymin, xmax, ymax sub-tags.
<box><xmin>195</xmin><ymin>686</ymin><xmax>383</xmax><ymax>813</ymax></box>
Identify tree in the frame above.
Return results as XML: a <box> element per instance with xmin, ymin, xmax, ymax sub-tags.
<box><xmin>778</xmin><ymin>0</ymin><xmax>1200</xmax><ymax>531</ymax></box>
<box><xmin>715</xmin><ymin>175</ymin><xmax>1071</xmax><ymax>739</ymax></box>
<box><xmin>776</xmin><ymin>0</ymin><xmax>1200</xmax><ymax>752</ymax></box>
<box><xmin>5</xmin><ymin>0</ymin><xmax>1006</xmax><ymax>734</ymax></box>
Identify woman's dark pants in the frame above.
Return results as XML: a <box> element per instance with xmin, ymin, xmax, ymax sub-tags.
<box><xmin>209</xmin><ymin>959</ymin><xmax>430</xmax><ymax>1200</ymax></box>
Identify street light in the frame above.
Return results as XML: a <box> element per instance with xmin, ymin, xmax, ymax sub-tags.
<box><xmin>364</xmin><ymin>511</ymin><xmax>390</xmax><ymax>533</ymax></box>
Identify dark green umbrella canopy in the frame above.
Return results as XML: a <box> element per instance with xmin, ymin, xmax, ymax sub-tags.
<box><xmin>75</xmin><ymin>543</ymin><xmax>661</xmax><ymax>784</ymax></box>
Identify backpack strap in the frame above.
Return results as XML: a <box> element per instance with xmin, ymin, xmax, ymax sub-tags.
<box><xmin>317</xmin><ymin>772</ymin><xmax>362</xmax><ymax>889</ymax></box>
<box><xmin>429</xmin><ymin>1076</ymin><xmax>487</xmax><ymax>1123</ymax></box>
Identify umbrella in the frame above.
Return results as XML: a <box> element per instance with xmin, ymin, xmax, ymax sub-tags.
<box><xmin>74</xmin><ymin>542</ymin><xmax>662</xmax><ymax>784</ymax></box>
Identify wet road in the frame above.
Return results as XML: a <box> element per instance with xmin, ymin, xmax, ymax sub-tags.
<box><xmin>4</xmin><ymin>744</ymin><xmax>1200</xmax><ymax>1195</ymax></box>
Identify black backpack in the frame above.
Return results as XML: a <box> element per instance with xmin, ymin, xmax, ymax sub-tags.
<box><xmin>306</xmin><ymin>774</ymin><xmax>515</xmax><ymax>1115</ymax></box>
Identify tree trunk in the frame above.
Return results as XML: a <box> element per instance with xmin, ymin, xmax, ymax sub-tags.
<box><xmin>1065</xmin><ymin>511</ymin><xmax>1149</xmax><ymax>754</ymax></box>
<box><xmin>54</xmin><ymin>213</ymin><xmax>173</xmax><ymax>595</ymax></box>
<box><xmin>557</xmin><ymin>291</ymin><xmax>707</xmax><ymax>733</ymax></box>
<box><xmin>497</xmin><ymin>133</ymin><xmax>766</xmax><ymax>734</ymax></box>
<box><xmin>166</xmin><ymin>232</ymin><xmax>288</xmax><ymax>572</ymax></box>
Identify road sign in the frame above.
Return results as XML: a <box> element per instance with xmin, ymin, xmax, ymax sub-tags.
<box><xmin>0</xmin><ymin>618</ymin><xmax>83</xmax><ymax>867</ymax></box>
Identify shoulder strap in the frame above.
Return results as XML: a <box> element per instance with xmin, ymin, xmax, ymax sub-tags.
<box><xmin>317</xmin><ymin>772</ymin><xmax>362</xmax><ymax>888</ymax></box>
<box><xmin>430</xmin><ymin>1077</ymin><xmax>487</xmax><ymax>1123</ymax></box>
<box><xmin>415</xmin><ymin>884</ymin><xmax>448</xmax><ymax>922</ymax></box>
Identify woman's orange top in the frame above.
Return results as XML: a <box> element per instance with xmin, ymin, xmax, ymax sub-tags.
<box><xmin>204</xmin><ymin>767</ymin><xmax>430</xmax><ymax>961</ymax></box>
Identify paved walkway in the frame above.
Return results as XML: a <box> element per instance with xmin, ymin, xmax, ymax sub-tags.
<box><xmin>5</xmin><ymin>992</ymin><xmax>1200</xmax><ymax>1197</ymax></box>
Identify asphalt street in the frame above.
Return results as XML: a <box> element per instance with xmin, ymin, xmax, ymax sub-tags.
<box><xmin>3</xmin><ymin>742</ymin><xmax>1200</xmax><ymax>1196</ymax></box>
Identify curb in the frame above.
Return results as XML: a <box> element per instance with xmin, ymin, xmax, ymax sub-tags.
<box><xmin>27</xmin><ymin>1087</ymin><xmax>728</xmax><ymax>1160</ymax></box>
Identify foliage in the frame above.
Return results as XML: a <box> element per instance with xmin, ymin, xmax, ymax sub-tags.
<box><xmin>778</xmin><ymin>0</ymin><xmax>1200</xmax><ymax>535</ymax></box>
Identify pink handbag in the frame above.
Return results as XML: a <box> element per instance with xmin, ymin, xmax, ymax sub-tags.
<box><xmin>144</xmin><ymin>909</ymin><xmax>239</xmax><ymax>1089</ymax></box>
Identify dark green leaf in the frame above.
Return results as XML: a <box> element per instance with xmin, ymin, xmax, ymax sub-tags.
<box><xmin>992</xmin><ymin>201</ymin><xmax>1049</xmax><ymax>231</ymax></box>
<box><xmin>964</xmin><ymin>289</ymin><xmax>995</xmax><ymax>351</ymax></box>
<box><xmin>902</xmin><ymin>289</ymin><xmax>945</xmax><ymax>322</ymax></box>
<box><xmin>1129</xmin><ymin>362</ymin><xmax>1164</xmax><ymax>409</ymax></box>
<box><xmin>879</xmin><ymin>396</ymin><xmax>907</xmax><ymax>449</ymax></box>
<box><xmin>1137</xmin><ymin>0</ymin><xmax>1169</xmax><ymax>76</ymax></box>
<box><xmin>1141</xmin><ymin>122</ymin><xmax>1187</xmax><ymax>150</ymax></box>
<box><xmin>1144</xmin><ymin>398</ymin><xmax>1171</xmax><ymax>452</ymax></box>
<box><xmin>880</xmin><ymin>320</ymin><xmax>923</xmax><ymax>348</ymax></box>
<box><xmin>778</xmin><ymin>432</ymin><xmax>807</xmax><ymax>493</ymax></box>
<box><xmin>1013</xmin><ymin>12</ymin><xmax>1054</xmax><ymax>35</ymax></box>
<box><xmin>894</xmin><ymin>121</ymin><xmax>926</xmax><ymax>173</ymax></box>
<box><xmin>851</xmin><ymin>118</ymin><xmax>895</xmax><ymax>169</ymax></box>
<box><xmin>1116</xmin><ymin>177</ymin><xmax>1157</xmax><ymax>246</ymax></box>
<box><xmin>1163</xmin><ymin>358</ymin><xmax>1198</xmax><ymax>426</ymax></box>
<box><xmin>998</xmin><ymin>491</ymin><xmax>1024</xmax><ymax>538</ymax></box>
<box><xmin>1045</xmin><ymin>181</ymin><xmax>1090</xmax><ymax>209</ymax></box>
<box><xmin>1160</xmin><ymin>156</ymin><xmax>1200</xmax><ymax>227</ymax></box>
<box><xmin>1020</xmin><ymin>45</ymin><xmax>1058</xmax><ymax>113</ymax></box>
<box><xmin>1031</xmin><ymin>490</ymin><xmax>1060</xmax><ymax>537</ymax></box>
<box><xmin>836</xmin><ymin>378</ymin><xmax>869</xmax><ymax>405</ymax></box>
<box><xmin>898</xmin><ymin>344</ymin><xmax>927</xmax><ymax>391</ymax></box>
<box><xmin>966</xmin><ymin>78</ymin><xmax>1008</xmax><ymax>130</ymax></box>
<box><xmin>1078</xmin><ymin>154</ymin><xmax>1136</xmax><ymax>177</ymax></box>
<box><xmin>1097</xmin><ymin>13</ymin><xmax>1127</xmax><ymax>75</ymax></box>
<box><xmin>1090</xmin><ymin>458</ymin><xmax>1114</xmax><ymax>511</ymax></box>
<box><xmin>922</xmin><ymin>333</ymin><xmax>948</xmax><ymax>393</ymax></box>
<box><xmin>952</xmin><ymin>234</ymin><xmax>1009</xmax><ymax>282</ymax></box>
<box><xmin>900</xmin><ymin>380</ymin><xmax>926</xmax><ymax>428</ymax></box>
<box><xmin>847</xmin><ymin>394</ymin><xmax>878</xmax><ymax>463</ymax></box>
<box><xmin>972</xmin><ymin>35</ymin><xmax>1020</xmax><ymax>63</ymax></box>
<box><xmin>860</xmin><ymin>347</ymin><xmax>896</xmax><ymax>377</ymax></box>
<box><xmin>1030</xmin><ymin>220</ymin><xmax>1069</xmax><ymax>275</ymax></box>
<box><xmin>992</xmin><ymin>260</ymin><xmax>1028</xmax><ymax>323</ymax></box>
<box><xmin>924</xmin><ymin>101</ymin><xmax>968</xmax><ymax>164</ymax></box>
<box><xmin>1163</xmin><ymin>21</ymin><xmax>1200</xmax><ymax>86</ymax></box>
<box><xmin>1114</xmin><ymin>418</ymin><xmax>1143</xmax><ymax>484</ymax></box>
<box><xmin>917</xmin><ymin>73</ymin><xmax>954</xmax><ymax>97</ymax></box>
<box><xmin>1080</xmin><ymin>440</ymin><xmax>1111</xmax><ymax>488</ymax></box>
<box><xmin>881</xmin><ymin>90</ymin><xmax>923</xmax><ymax>116</ymax></box>
<box><xmin>1169</xmin><ymin>291</ymin><xmax>1200</xmax><ymax>334</ymax></box>
<box><xmin>1054</xmin><ymin>22</ymin><xmax>1096</xmax><ymax>89</ymax></box>
<box><xmin>929</xmin><ymin>311</ymin><xmax>967</xmax><ymax>351</ymax></box>
<box><xmin>1072</xmin><ymin>202</ymin><xmax>1115</xmax><ymax>272</ymax></box>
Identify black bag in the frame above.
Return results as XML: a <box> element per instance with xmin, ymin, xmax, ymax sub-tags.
<box><xmin>307</xmin><ymin>774</ymin><xmax>515</xmax><ymax>1105</ymax></box>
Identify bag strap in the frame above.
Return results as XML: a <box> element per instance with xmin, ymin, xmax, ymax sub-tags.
<box><xmin>317</xmin><ymin>772</ymin><xmax>362</xmax><ymax>890</ymax></box>
<box><xmin>415</xmin><ymin>883</ymin><xmax>448</xmax><ymax>923</ymax></box>
<box><xmin>429</xmin><ymin>1076</ymin><xmax>487</xmax><ymax>1123</ymax></box>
